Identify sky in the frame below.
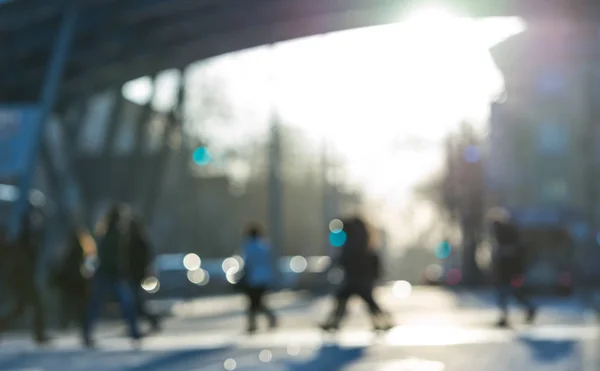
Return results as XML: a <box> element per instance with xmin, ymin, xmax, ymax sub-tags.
<box><xmin>123</xmin><ymin>7</ymin><xmax>525</xmax><ymax>248</ymax></box>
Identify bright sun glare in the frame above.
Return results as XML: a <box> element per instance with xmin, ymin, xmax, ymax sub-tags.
<box><xmin>123</xmin><ymin>8</ymin><xmax>526</xmax><ymax>240</ymax></box>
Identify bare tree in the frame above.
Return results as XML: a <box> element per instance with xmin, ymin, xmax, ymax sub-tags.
<box><xmin>415</xmin><ymin>122</ymin><xmax>486</xmax><ymax>285</ymax></box>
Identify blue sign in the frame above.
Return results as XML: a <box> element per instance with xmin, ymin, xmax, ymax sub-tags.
<box><xmin>0</xmin><ymin>105</ymin><xmax>40</xmax><ymax>178</ymax></box>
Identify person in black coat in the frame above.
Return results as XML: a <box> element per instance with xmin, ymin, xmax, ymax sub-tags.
<box><xmin>82</xmin><ymin>204</ymin><xmax>141</xmax><ymax>348</ymax></box>
<box><xmin>53</xmin><ymin>224</ymin><xmax>92</xmax><ymax>331</ymax></box>
<box><xmin>126</xmin><ymin>216</ymin><xmax>160</xmax><ymax>332</ymax></box>
<box><xmin>491</xmin><ymin>214</ymin><xmax>537</xmax><ymax>327</ymax></box>
<box><xmin>0</xmin><ymin>207</ymin><xmax>49</xmax><ymax>344</ymax></box>
<box><xmin>320</xmin><ymin>217</ymin><xmax>393</xmax><ymax>332</ymax></box>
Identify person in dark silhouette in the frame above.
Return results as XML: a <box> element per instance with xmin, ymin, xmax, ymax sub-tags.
<box><xmin>490</xmin><ymin>209</ymin><xmax>537</xmax><ymax>327</ymax></box>
<box><xmin>82</xmin><ymin>204</ymin><xmax>140</xmax><ymax>348</ymax></box>
<box><xmin>241</xmin><ymin>223</ymin><xmax>277</xmax><ymax>334</ymax></box>
<box><xmin>53</xmin><ymin>223</ymin><xmax>93</xmax><ymax>331</ymax></box>
<box><xmin>0</xmin><ymin>207</ymin><xmax>49</xmax><ymax>345</ymax></box>
<box><xmin>126</xmin><ymin>216</ymin><xmax>160</xmax><ymax>333</ymax></box>
<box><xmin>321</xmin><ymin>216</ymin><xmax>393</xmax><ymax>332</ymax></box>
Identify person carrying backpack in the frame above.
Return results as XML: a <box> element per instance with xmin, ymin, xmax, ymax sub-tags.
<box><xmin>82</xmin><ymin>204</ymin><xmax>140</xmax><ymax>348</ymax></box>
<box><xmin>320</xmin><ymin>216</ymin><xmax>393</xmax><ymax>332</ymax></box>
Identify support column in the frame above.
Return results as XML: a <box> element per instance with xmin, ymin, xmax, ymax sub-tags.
<box><xmin>126</xmin><ymin>74</ymin><xmax>158</xmax><ymax>206</ymax></box>
<box><xmin>143</xmin><ymin>70</ymin><xmax>186</xmax><ymax>223</ymax></box>
<box><xmin>9</xmin><ymin>2</ymin><xmax>78</xmax><ymax>240</ymax></box>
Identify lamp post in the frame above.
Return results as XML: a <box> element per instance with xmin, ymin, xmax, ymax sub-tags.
<box><xmin>267</xmin><ymin>44</ymin><xmax>285</xmax><ymax>258</ymax></box>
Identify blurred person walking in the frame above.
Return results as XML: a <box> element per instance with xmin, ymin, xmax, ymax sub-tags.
<box><xmin>320</xmin><ymin>216</ymin><xmax>393</xmax><ymax>332</ymax></box>
<box><xmin>82</xmin><ymin>204</ymin><xmax>140</xmax><ymax>348</ymax></box>
<box><xmin>0</xmin><ymin>206</ymin><xmax>50</xmax><ymax>345</ymax></box>
<box><xmin>52</xmin><ymin>222</ymin><xmax>94</xmax><ymax>331</ymax></box>
<box><xmin>488</xmin><ymin>207</ymin><xmax>537</xmax><ymax>327</ymax></box>
<box><xmin>240</xmin><ymin>223</ymin><xmax>278</xmax><ymax>334</ymax></box>
<box><xmin>126</xmin><ymin>216</ymin><xmax>160</xmax><ymax>333</ymax></box>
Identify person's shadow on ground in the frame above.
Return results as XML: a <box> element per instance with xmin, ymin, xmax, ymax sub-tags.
<box><xmin>0</xmin><ymin>346</ymin><xmax>233</xmax><ymax>371</ymax></box>
<box><xmin>285</xmin><ymin>344</ymin><xmax>365</xmax><ymax>371</ymax></box>
<box><xmin>518</xmin><ymin>337</ymin><xmax>576</xmax><ymax>363</ymax></box>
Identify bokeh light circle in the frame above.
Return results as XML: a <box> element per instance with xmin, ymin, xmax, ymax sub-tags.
<box><xmin>329</xmin><ymin>231</ymin><xmax>347</xmax><ymax>247</ymax></box>
<box><xmin>183</xmin><ymin>253</ymin><xmax>201</xmax><ymax>271</ymax></box>
<box><xmin>193</xmin><ymin>147</ymin><xmax>212</xmax><ymax>166</ymax></box>
<box><xmin>329</xmin><ymin>219</ymin><xmax>344</xmax><ymax>233</ymax></box>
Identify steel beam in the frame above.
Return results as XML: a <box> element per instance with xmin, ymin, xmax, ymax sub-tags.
<box><xmin>8</xmin><ymin>2</ymin><xmax>79</xmax><ymax>241</ymax></box>
<box><xmin>15</xmin><ymin>0</ymin><xmax>524</xmax><ymax>91</ymax></box>
<box><xmin>6</xmin><ymin>0</ymin><xmax>598</xmax><ymax>103</ymax></box>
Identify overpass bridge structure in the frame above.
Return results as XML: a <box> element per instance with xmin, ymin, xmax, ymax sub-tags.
<box><xmin>1</xmin><ymin>0</ymin><xmax>599</xmax><ymax>258</ymax></box>
<box><xmin>1</xmin><ymin>0</ymin><xmax>596</xmax><ymax>105</ymax></box>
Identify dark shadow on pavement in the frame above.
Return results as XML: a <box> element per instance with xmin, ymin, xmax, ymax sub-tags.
<box><xmin>129</xmin><ymin>347</ymin><xmax>233</xmax><ymax>371</ymax></box>
<box><xmin>0</xmin><ymin>346</ymin><xmax>232</xmax><ymax>371</ymax></box>
<box><xmin>285</xmin><ymin>345</ymin><xmax>365</xmax><ymax>371</ymax></box>
<box><xmin>518</xmin><ymin>338</ymin><xmax>576</xmax><ymax>363</ymax></box>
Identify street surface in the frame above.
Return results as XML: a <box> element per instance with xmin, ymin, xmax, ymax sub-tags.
<box><xmin>0</xmin><ymin>285</ymin><xmax>598</xmax><ymax>370</ymax></box>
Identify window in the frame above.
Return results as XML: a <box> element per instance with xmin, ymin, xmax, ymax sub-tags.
<box><xmin>538</xmin><ymin>122</ymin><xmax>568</xmax><ymax>155</ymax></box>
<box><xmin>114</xmin><ymin>100</ymin><xmax>140</xmax><ymax>155</ymax></box>
<box><xmin>541</xmin><ymin>179</ymin><xmax>568</xmax><ymax>203</ymax></box>
<box><xmin>536</xmin><ymin>69</ymin><xmax>565</xmax><ymax>95</ymax></box>
<box><xmin>77</xmin><ymin>92</ymin><xmax>114</xmax><ymax>154</ymax></box>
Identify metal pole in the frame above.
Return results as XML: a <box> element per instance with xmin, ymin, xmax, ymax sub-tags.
<box><xmin>266</xmin><ymin>44</ymin><xmax>285</xmax><ymax>258</ymax></box>
<box><xmin>321</xmin><ymin>137</ymin><xmax>330</xmax><ymax>255</ymax></box>
<box><xmin>9</xmin><ymin>3</ymin><xmax>78</xmax><ymax>241</ymax></box>
<box><xmin>268</xmin><ymin>112</ymin><xmax>284</xmax><ymax>258</ymax></box>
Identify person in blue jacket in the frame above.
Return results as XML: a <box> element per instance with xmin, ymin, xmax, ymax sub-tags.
<box><xmin>241</xmin><ymin>223</ymin><xmax>278</xmax><ymax>334</ymax></box>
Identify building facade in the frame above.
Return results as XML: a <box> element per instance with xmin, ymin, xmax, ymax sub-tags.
<box><xmin>487</xmin><ymin>21</ymin><xmax>600</xmax><ymax>278</ymax></box>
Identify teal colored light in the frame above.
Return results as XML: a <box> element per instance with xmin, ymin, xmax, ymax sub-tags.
<box><xmin>329</xmin><ymin>231</ymin><xmax>347</xmax><ymax>247</ymax></box>
<box><xmin>193</xmin><ymin>147</ymin><xmax>211</xmax><ymax>166</ymax></box>
<box><xmin>435</xmin><ymin>241</ymin><xmax>452</xmax><ymax>259</ymax></box>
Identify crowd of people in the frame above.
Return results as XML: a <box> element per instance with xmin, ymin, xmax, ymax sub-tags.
<box><xmin>0</xmin><ymin>202</ymin><xmax>540</xmax><ymax>348</ymax></box>
<box><xmin>0</xmin><ymin>203</ymin><xmax>160</xmax><ymax>348</ymax></box>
